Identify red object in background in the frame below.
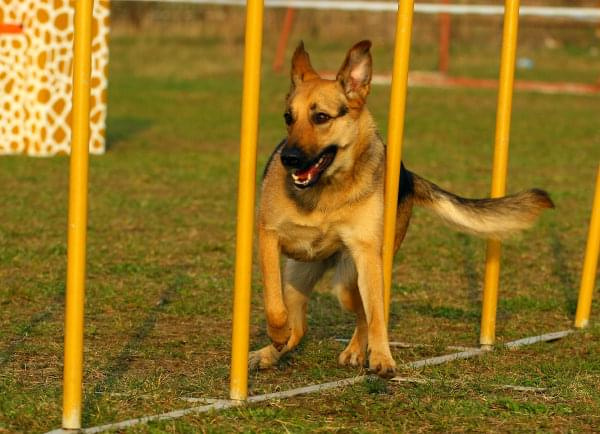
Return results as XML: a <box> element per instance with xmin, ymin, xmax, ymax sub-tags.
<box><xmin>0</xmin><ymin>23</ymin><xmax>23</xmax><ymax>34</ymax></box>
<box><xmin>438</xmin><ymin>0</ymin><xmax>451</xmax><ymax>75</ymax></box>
<box><xmin>273</xmin><ymin>8</ymin><xmax>296</xmax><ymax>73</ymax></box>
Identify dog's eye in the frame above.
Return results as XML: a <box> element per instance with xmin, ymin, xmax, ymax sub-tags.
<box><xmin>284</xmin><ymin>111</ymin><xmax>294</xmax><ymax>126</ymax></box>
<box><xmin>313</xmin><ymin>112</ymin><xmax>331</xmax><ymax>125</ymax></box>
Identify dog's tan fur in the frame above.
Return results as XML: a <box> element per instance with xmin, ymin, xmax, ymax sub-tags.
<box><xmin>250</xmin><ymin>40</ymin><xmax>554</xmax><ymax>377</ymax></box>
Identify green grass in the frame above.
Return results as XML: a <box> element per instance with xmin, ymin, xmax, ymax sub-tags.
<box><xmin>1</xmin><ymin>25</ymin><xmax>599</xmax><ymax>433</ymax></box>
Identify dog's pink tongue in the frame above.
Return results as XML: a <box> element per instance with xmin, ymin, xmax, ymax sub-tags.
<box><xmin>294</xmin><ymin>164</ymin><xmax>319</xmax><ymax>181</ymax></box>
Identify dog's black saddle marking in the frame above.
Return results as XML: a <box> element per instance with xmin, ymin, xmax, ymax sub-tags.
<box><xmin>398</xmin><ymin>162</ymin><xmax>415</xmax><ymax>205</ymax></box>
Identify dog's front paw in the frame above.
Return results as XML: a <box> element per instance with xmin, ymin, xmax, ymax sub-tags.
<box><xmin>267</xmin><ymin>324</ymin><xmax>291</xmax><ymax>351</ymax></box>
<box><xmin>368</xmin><ymin>350</ymin><xmax>397</xmax><ymax>378</ymax></box>
<box><xmin>249</xmin><ymin>345</ymin><xmax>281</xmax><ymax>371</ymax></box>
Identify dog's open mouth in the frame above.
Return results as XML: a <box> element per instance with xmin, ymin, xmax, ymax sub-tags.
<box><xmin>291</xmin><ymin>146</ymin><xmax>337</xmax><ymax>189</ymax></box>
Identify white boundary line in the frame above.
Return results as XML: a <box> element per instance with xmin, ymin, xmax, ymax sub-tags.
<box><xmin>504</xmin><ymin>329</ymin><xmax>572</xmax><ymax>349</ymax></box>
<box><xmin>114</xmin><ymin>0</ymin><xmax>600</xmax><ymax>21</ymax></box>
<box><xmin>46</xmin><ymin>329</ymin><xmax>574</xmax><ymax>433</ymax></box>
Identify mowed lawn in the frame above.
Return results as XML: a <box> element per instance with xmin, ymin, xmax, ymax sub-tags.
<box><xmin>1</xmin><ymin>26</ymin><xmax>599</xmax><ymax>432</ymax></box>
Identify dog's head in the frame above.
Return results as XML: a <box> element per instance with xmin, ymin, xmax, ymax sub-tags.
<box><xmin>280</xmin><ymin>40</ymin><xmax>374</xmax><ymax>189</ymax></box>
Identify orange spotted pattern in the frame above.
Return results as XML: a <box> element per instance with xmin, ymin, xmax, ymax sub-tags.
<box><xmin>0</xmin><ymin>0</ymin><xmax>109</xmax><ymax>156</ymax></box>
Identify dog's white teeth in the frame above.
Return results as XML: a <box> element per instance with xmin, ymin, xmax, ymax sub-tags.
<box><xmin>292</xmin><ymin>172</ymin><xmax>312</xmax><ymax>186</ymax></box>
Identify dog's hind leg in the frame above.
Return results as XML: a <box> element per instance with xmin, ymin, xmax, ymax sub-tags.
<box><xmin>282</xmin><ymin>258</ymin><xmax>327</xmax><ymax>348</ymax></box>
<box><xmin>334</xmin><ymin>252</ymin><xmax>368</xmax><ymax>367</ymax></box>
<box><xmin>336</xmin><ymin>288</ymin><xmax>368</xmax><ymax>367</ymax></box>
<box><xmin>249</xmin><ymin>259</ymin><xmax>329</xmax><ymax>371</ymax></box>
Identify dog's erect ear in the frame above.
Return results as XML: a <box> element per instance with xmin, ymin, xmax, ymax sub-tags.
<box><xmin>336</xmin><ymin>40</ymin><xmax>372</xmax><ymax>104</ymax></box>
<box><xmin>291</xmin><ymin>41</ymin><xmax>319</xmax><ymax>88</ymax></box>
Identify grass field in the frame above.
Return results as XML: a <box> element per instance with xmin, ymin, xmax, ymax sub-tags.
<box><xmin>1</xmin><ymin>22</ymin><xmax>600</xmax><ymax>432</ymax></box>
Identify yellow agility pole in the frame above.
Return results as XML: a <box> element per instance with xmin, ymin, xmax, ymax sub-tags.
<box><xmin>229</xmin><ymin>0</ymin><xmax>264</xmax><ymax>401</ymax></box>
<box><xmin>383</xmin><ymin>0</ymin><xmax>415</xmax><ymax>325</ymax></box>
<box><xmin>574</xmin><ymin>163</ymin><xmax>600</xmax><ymax>328</ymax></box>
<box><xmin>480</xmin><ymin>0</ymin><xmax>520</xmax><ymax>348</ymax></box>
<box><xmin>62</xmin><ymin>0</ymin><xmax>94</xmax><ymax>429</ymax></box>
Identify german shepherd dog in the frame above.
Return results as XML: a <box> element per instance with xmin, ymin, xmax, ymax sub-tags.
<box><xmin>250</xmin><ymin>40</ymin><xmax>553</xmax><ymax>377</ymax></box>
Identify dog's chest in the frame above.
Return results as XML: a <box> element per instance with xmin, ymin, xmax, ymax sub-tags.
<box><xmin>277</xmin><ymin>218</ymin><xmax>343</xmax><ymax>262</ymax></box>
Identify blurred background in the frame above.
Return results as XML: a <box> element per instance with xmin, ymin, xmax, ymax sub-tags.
<box><xmin>109</xmin><ymin>0</ymin><xmax>600</xmax><ymax>82</ymax></box>
<box><xmin>2</xmin><ymin>2</ymin><xmax>600</xmax><ymax>431</ymax></box>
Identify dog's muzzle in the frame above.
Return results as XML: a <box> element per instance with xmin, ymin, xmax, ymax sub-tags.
<box><xmin>280</xmin><ymin>146</ymin><xmax>306</xmax><ymax>170</ymax></box>
<box><xmin>280</xmin><ymin>145</ymin><xmax>338</xmax><ymax>189</ymax></box>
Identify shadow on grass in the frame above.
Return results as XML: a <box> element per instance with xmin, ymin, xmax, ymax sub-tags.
<box><xmin>0</xmin><ymin>311</ymin><xmax>52</xmax><ymax>367</ymax></box>
<box><xmin>82</xmin><ymin>274</ymin><xmax>190</xmax><ymax>425</ymax></box>
<box><xmin>105</xmin><ymin>116</ymin><xmax>152</xmax><ymax>151</ymax></box>
<box><xmin>413</xmin><ymin>303</ymin><xmax>480</xmax><ymax>321</ymax></box>
<box><xmin>550</xmin><ymin>233</ymin><xmax>578</xmax><ymax>316</ymax></box>
<box><xmin>0</xmin><ymin>281</ymin><xmax>65</xmax><ymax>369</ymax></box>
<box><xmin>457</xmin><ymin>234</ymin><xmax>481</xmax><ymax>308</ymax></box>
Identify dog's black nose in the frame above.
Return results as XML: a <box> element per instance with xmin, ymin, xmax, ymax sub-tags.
<box><xmin>280</xmin><ymin>146</ymin><xmax>306</xmax><ymax>169</ymax></box>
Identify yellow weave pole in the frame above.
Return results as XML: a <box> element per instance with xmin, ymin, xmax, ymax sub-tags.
<box><xmin>229</xmin><ymin>0</ymin><xmax>263</xmax><ymax>401</ymax></box>
<box><xmin>383</xmin><ymin>0</ymin><xmax>415</xmax><ymax>325</ymax></box>
<box><xmin>480</xmin><ymin>0</ymin><xmax>520</xmax><ymax>348</ymax></box>
<box><xmin>574</xmin><ymin>163</ymin><xmax>600</xmax><ymax>328</ymax></box>
<box><xmin>62</xmin><ymin>0</ymin><xmax>94</xmax><ymax>429</ymax></box>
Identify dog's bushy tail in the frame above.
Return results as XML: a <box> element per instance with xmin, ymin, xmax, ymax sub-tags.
<box><xmin>410</xmin><ymin>172</ymin><xmax>554</xmax><ymax>239</ymax></box>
